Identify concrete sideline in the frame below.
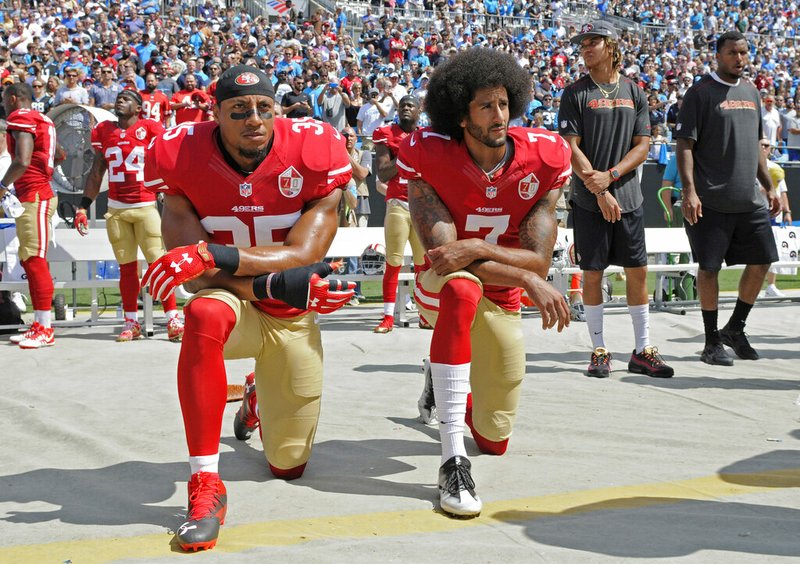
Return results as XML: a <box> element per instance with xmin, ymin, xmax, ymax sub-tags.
<box><xmin>1</xmin><ymin>299</ymin><xmax>799</xmax><ymax>563</ymax></box>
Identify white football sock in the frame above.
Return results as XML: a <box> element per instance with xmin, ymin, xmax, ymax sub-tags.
<box><xmin>431</xmin><ymin>362</ymin><xmax>470</xmax><ymax>464</ymax></box>
<box><xmin>383</xmin><ymin>302</ymin><xmax>396</xmax><ymax>317</ymax></box>
<box><xmin>35</xmin><ymin>310</ymin><xmax>52</xmax><ymax>329</ymax></box>
<box><xmin>584</xmin><ymin>304</ymin><xmax>604</xmax><ymax>349</ymax></box>
<box><xmin>165</xmin><ymin>309</ymin><xmax>178</xmax><ymax>319</ymax></box>
<box><xmin>189</xmin><ymin>454</ymin><xmax>219</xmax><ymax>476</ymax></box>
<box><xmin>125</xmin><ymin>312</ymin><xmax>138</xmax><ymax>322</ymax></box>
<box><xmin>629</xmin><ymin>303</ymin><xmax>650</xmax><ymax>353</ymax></box>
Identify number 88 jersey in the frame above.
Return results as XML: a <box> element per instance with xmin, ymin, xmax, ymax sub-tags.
<box><xmin>91</xmin><ymin>119</ymin><xmax>165</xmax><ymax>207</ymax></box>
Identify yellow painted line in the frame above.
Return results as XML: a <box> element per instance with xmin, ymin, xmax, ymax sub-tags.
<box><xmin>2</xmin><ymin>468</ymin><xmax>799</xmax><ymax>563</ymax></box>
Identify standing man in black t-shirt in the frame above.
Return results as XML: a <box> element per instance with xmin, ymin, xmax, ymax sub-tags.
<box><xmin>281</xmin><ymin>76</ymin><xmax>313</xmax><ymax>119</ymax></box>
<box><xmin>560</xmin><ymin>20</ymin><xmax>674</xmax><ymax>379</ymax></box>
<box><xmin>675</xmin><ymin>30</ymin><xmax>781</xmax><ymax>366</ymax></box>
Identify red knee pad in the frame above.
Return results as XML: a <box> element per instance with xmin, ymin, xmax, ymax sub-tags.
<box><xmin>269</xmin><ymin>463</ymin><xmax>307</xmax><ymax>481</ymax></box>
<box><xmin>465</xmin><ymin>393</ymin><xmax>509</xmax><ymax>456</ymax></box>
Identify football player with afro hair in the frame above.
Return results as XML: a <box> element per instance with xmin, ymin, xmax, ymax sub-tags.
<box><xmin>397</xmin><ymin>48</ymin><xmax>572</xmax><ymax>518</ymax></box>
<box><xmin>424</xmin><ymin>47</ymin><xmax>531</xmax><ymax>142</ymax></box>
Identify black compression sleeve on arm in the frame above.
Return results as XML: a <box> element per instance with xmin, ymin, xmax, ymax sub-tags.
<box><xmin>79</xmin><ymin>196</ymin><xmax>94</xmax><ymax>210</ymax></box>
<box><xmin>206</xmin><ymin>243</ymin><xmax>240</xmax><ymax>274</ymax></box>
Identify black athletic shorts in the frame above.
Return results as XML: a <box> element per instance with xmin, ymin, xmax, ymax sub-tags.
<box><xmin>684</xmin><ymin>207</ymin><xmax>778</xmax><ymax>272</ymax></box>
<box><xmin>572</xmin><ymin>204</ymin><xmax>647</xmax><ymax>271</ymax></box>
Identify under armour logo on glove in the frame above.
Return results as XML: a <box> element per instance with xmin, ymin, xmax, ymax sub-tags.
<box><xmin>141</xmin><ymin>241</ymin><xmax>216</xmax><ymax>301</ymax></box>
<box><xmin>170</xmin><ymin>253</ymin><xmax>194</xmax><ymax>273</ymax></box>
<box><xmin>258</xmin><ymin>261</ymin><xmax>356</xmax><ymax>314</ymax></box>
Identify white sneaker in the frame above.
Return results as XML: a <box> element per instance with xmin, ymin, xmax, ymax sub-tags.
<box><xmin>18</xmin><ymin>325</ymin><xmax>55</xmax><ymax>349</ymax></box>
<box><xmin>438</xmin><ymin>456</ymin><xmax>481</xmax><ymax>517</ymax></box>
<box><xmin>167</xmin><ymin>316</ymin><xmax>184</xmax><ymax>342</ymax></box>
<box><xmin>418</xmin><ymin>358</ymin><xmax>438</xmax><ymax>425</ymax></box>
<box><xmin>10</xmin><ymin>292</ymin><xmax>27</xmax><ymax>313</ymax></box>
<box><xmin>765</xmin><ymin>285</ymin><xmax>786</xmax><ymax>298</ymax></box>
<box><xmin>10</xmin><ymin>322</ymin><xmax>41</xmax><ymax>344</ymax></box>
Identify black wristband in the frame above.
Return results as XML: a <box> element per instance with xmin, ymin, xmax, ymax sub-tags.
<box><xmin>79</xmin><ymin>196</ymin><xmax>94</xmax><ymax>210</ymax></box>
<box><xmin>253</xmin><ymin>274</ymin><xmax>269</xmax><ymax>300</ymax></box>
<box><xmin>207</xmin><ymin>243</ymin><xmax>240</xmax><ymax>274</ymax></box>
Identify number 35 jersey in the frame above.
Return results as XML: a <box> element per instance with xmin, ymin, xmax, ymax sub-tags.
<box><xmin>397</xmin><ymin>127</ymin><xmax>572</xmax><ymax>309</ymax></box>
<box><xmin>144</xmin><ymin>117</ymin><xmax>353</xmax><ymax>317</ymax></box>
<box><xmin>92</xmin><ymin>118</ymin><xmax>165</xmax><ymax>207</ymax></box>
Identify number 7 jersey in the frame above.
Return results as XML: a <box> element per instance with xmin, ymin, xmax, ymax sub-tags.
<box><xmin>396</xmin><ymin>126</ymin><xmax>572</xmax><ymax>308</ymax></box>
<box><xmin>91</xmin><ymin>118</ymin><xmax>165</xmax><ymax>207</ymax></box>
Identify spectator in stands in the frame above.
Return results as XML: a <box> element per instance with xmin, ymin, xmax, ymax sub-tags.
<box><xmin>53</xmin><ymin>67</ymin><xmax>89</xmax><ymax>106</ymax></box>
<box><xmin>318</xmin><ymin>80</ymin><xmax>350</xmax><ymax>131</ymax></box>
<box><xmin>346</xmin><ymin>81</ymin><xmax>365</xmax><ymax>128</ymax></box>
<box><xmin>761</xmin><ymin>138</ymin><xmax>791</xmax><ymax>298</ymax></box>
<box><xmin>29</xmin><ymin>78</ymin><xmax>52</xmax><ymax>115</ymax></box>
<box><xmin>89</xmin><ymin>66</ymin><xmax>123</xmax><ymax>111</ymax></box>
<box><xmin>761</xmin><ymin>94</ymin><xmax>782</xmax><ymax>147</ymax></box>
<box><xmin>156</xmin><ymin>62</ymin><xmax>180</xmax><ymax>99</ymax></box>
<box><xmin>171</xmin><ymin>74</ymin><xmax>211</xmax><ymax>124</ymax></box>
<box><xmin>357</xmin><ymin>87</ymin><xmax>390</xmax><ymax>151</ymax></box>
<box><xmin>281</xmin><ymin>75</ymin><xmax>313</xmax><ymax>118</ymax></box>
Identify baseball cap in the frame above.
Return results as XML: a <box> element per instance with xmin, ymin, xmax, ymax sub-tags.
<box><xmin>570</xmin><ymin>20</ymin><xmax>618</xmax><ymax>44</ymax></box>
<box><xmin>389</xmin><ymin>72</ymin><xmax>399</xmax><ymax>78</ymax></box>
<box><xmin>368</xmin><ymin>87</ymin><xmax>379</xmax><ymax>96</ymax></box>
<box><xmin>215</xmin><ymin>64</ymin><xmax>275</xmax><ymax>103</ymax></box>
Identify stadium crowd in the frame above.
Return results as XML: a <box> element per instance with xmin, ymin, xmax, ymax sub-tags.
<box><xmin>0</xmin><ymin>0</ymin><xmax>799</xmax><ymax>157</ymax></box>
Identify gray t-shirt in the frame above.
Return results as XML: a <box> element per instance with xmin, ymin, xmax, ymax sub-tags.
<box><xmin>559</xmin><ymin>75</ymin><xmax>650</xmax><ymax>213</ymax></box>
<box><xmin>674</xmin><ymin>73</ymin><xmax>764</xmax><ymax>213</ymax></box>
<box><xmin>320</xmin><ymin>90</ymin><xmax>348</xmax><ymax>131</ymax></box>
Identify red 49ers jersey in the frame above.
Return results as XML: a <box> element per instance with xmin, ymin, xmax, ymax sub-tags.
<box><xmin>397</xmin><ymin>127</ymin><xmax>572</xmax><ymax>310</ymax></box>
<box><xmin>144</xmin><ymin>117</ymin><xmax>353</xmax><ymax>318</ymax></box>
<box><xmin>372</xmin><ymin>123</ymin><xmax>415</xmax><ymax>202</ymax></box>
<box><xmin>92</xmin><ymin>118</ymin><xmax>165</xmax><ymax>206</ymax></box>
<box><xmin>5</xmin><ymin>108</ymin><xmax>56</xmax><ymax>202</ymax></box>
<box><xmin>139</xmin><ymin>89</ymin><xmax>171</xmax><ymax>126</ymax></box>
<box><xmin>171</xmin><ymin>89</ymin><xmax>212</xmax><ymax>124</ymax></box>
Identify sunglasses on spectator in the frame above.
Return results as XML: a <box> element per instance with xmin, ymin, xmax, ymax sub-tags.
<box><xmin>341</xmin><ymin>132</ymin><xmax>354</xmax><ymax>138</ymax></box>
<box><xmin>760</xmin><ymin>143</ymin><xmax>772</xmax><ymax>148</ymax></box>
<box><xmin>32</xmin><ymin>83</ymin><xmax>43</xmax><ymax>87</ymax></box>
<box><xmin>101</xmin><ymin>70</ymin><xmax>113</xmax><ymax>73</ymax></box>
<box><xmin>66</xmin><ymin>73</ymin><xmax>78</xmax><ymax>77</ymax></box>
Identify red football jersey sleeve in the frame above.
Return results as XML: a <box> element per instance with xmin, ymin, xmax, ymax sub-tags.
<box><xmin>397</xmin><ymin>127</ymin><xmax>572</xmax><ymax>310</ymax></box>
<box><xmin>145</xmin><ymin>118</ymin><xmax>352</xmax><ymax>317</ymax></box>
<box><xmin>92</xmin><ymin>119</ymin><xmax>164</xmax><ymax>206</ymax></box>
<box><xmin>372</xmin><ymin>123</ymin><xmax>413</xmax><ymax>202</ymax></box>
<box><xmin>5</xmin><ymin>109</ymin><xmax>56</xmax><ymax>202</ymax></box>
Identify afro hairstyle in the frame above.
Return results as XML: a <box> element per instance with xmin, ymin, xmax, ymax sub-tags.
<box><xmin>424</xmin><ymin>48</ymin><xmax>531</xmax><ymax>141</ymax></box>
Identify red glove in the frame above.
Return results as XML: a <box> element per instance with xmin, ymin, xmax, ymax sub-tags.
<box><xmin>259</xmin><ymin>261</ymin><xmax>356</xmax><ymax>314</ymax></box>
<box><xmin>141</xmin><ymin>241</ymin><xmax>216</xmax><ymax>301</ymax></box>
<box><xmin>74</xmin><ymin>208</ymin><xmax>89</xmax><ymax>236</ymax></box>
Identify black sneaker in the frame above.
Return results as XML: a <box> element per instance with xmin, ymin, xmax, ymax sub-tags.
<box><xmin>438</xmin><ymin>456</ymin><xmax>481</xmax><ymax>518</ymax></box>
<box><xmin>233</xmin><ymin>373</ymin><xmax>260</xmax><ymax>440</ymax></box>
<box><xmin>719</xmin><ymin>324</ymin><xmax>759</xmax><ymax>360</ymax></box>
<box><xmin>700</xmin><ymin>342</ymin><xmax>734</xmax><ymax>366</ymax></box>
<box><xmin>586</xmin><ymin>347</ymin><xmax>612</xmax><ymax>378</ymax></box>
<box><xmin>628</xmin><ymin>346</ymin><xmax>674</xmax><ymax>378</ymax></box>
<box><xmin>177</xmin><ymin>472</ymin><xmax>227</xmax><ymax>551</ymax></box>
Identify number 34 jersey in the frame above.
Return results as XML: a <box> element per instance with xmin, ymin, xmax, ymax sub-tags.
<box><xmin>143</xmin><ymin>118</ymin><xmax>353</xmax><ymax>317</ymax></box>
<box><xmin>91</xmin><ymin>118</ymin><xmax>165</xmax><ymax>207</ymax></box>
<box><xmin>397</xmin><ymin>126</ymin><xmax>573</xmax><ymax>309</ymax></box>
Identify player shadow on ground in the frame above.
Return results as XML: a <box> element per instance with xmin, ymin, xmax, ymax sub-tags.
<box><xmin>0</xmin><ymin>437</ymin><xmax>278</xmax><ymax>531</ymax></box>
<box><xmin>353</xmin><ymin>363</ymin><xmax>425</xmax><ymax>374</ymax></box>
<box><xmin>491</xmin><ymin>450</ymin><xmax>800</xmax><ymax>558</ymax></box>
<box><xmin>524</xmin><ymin>351</ymin><xmax>594</xmax><ymax>374</ymax></box>
<box><xmin>621</xmin><ymin>374</ymin><xmax>800</xmax><ymax>391</ymax></box>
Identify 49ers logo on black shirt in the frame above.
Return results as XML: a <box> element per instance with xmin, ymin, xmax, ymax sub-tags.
<box><xmin>235</xmin><ymin>72</ymin><xmax>260</xmax><ymax>86</ymax></box>
<box><xmin>587</xmin><ymin>98</ymin><xmax>635</xmax><ymax>109</ymax></box>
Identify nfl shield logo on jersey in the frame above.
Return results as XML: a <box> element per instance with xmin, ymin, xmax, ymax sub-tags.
<box><xmin>518</xmin><ymin>173</ymin><xmax>540</xmax><ymax>200</ymax></box>
<box><xmin>239</xmin><ymin>182</ymin><xmax>253</xmax><ymax>197</ymax></box>
<box><xmin>485</xmin><ymin>186</ymin><xmax>498</xmax><ymax>199</ymax></box>
<box><xmin>278</xmin><ymin>166</ymin><xmax>303</xmax><ymax>198</ymax></box>
<box><xmin>135</xmin><ymin>127</ymin><xmax>147</xmax><ymax>140</ymax></box>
